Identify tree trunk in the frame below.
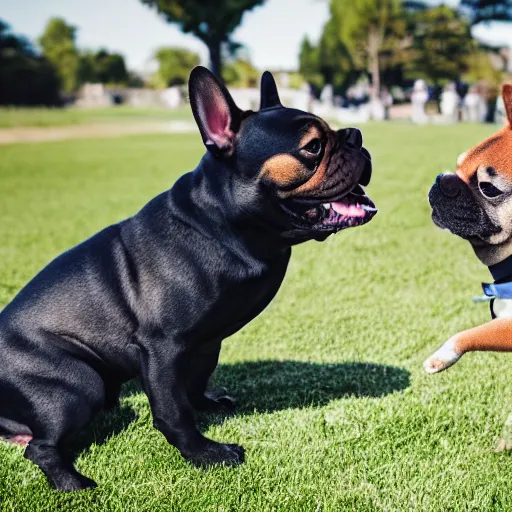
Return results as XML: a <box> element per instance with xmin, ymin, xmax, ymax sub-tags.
<box><xmin>368</xmin><ymin>25</ymin><xmax>380</xmax><ymax>100</ymax></box>
<box><xmin>208</xmin><ymin>39</ymin><xmax>222</xmax><ymax>78</ymax></box>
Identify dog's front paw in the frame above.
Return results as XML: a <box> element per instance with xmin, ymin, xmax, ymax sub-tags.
<box><xmin>184</xmin><ymin>439</ymin><xmax>245</xmax><ymax>467</ymax></box>
<box><xmin>423</xmin><ymin>337</ymin><xmax>461</xmax><ymax>374</ymax></box>
<box><xmin>196</xmin><ymin>388</ymin><xmax>237</xmax><ymax>413</ymax></box>
<box><xmin>48</xmin><ymin>472</ymin><xmax>98</xmax><ymax>492</ymax></box>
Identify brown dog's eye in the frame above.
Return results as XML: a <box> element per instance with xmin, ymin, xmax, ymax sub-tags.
<box><xmin>301</xmin><ymin>138</ymin><xmax>322</xmax><ymax>156</ymax></box>
<box><xmin>479</xmin><ymin>181</ymin><xmax>503</xmax><ymax>199</ymax></box>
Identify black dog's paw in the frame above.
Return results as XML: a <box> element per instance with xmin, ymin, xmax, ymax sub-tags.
<box><xmin>49</xmin><ymin>472</ymin><xmax>98</xmax><ymax>492</ymax></box>
<box><xmin>196</xmin><ymin>388</ymin><xmax>237</xmax><ymax>413</ymax></box>
<box><xmin>184</xmin><ymin>439</ymin><xmax>245</xmax><ymax>468</ymax></box>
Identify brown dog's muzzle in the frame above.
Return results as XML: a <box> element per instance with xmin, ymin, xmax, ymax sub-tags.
<box><xmin>429</xmin><ymin>173</ymin><xmax>500</xmax><ymax>240</ymax></box>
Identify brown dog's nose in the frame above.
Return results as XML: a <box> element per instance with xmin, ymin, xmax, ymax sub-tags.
<box><xmin>436</xmin><ymin>173</ymin><xmax>461</xmax><ymax>198</ymax></box>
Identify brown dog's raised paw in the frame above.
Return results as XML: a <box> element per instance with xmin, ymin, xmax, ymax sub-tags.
<box><xmin>423</xmin><ymin>338</ymin><xmax>461</xmax><ymax>374</ymax></box>
<box><xmin>423</xmin><ymin>357</ymin><xmax>451</xmax><ymax>374</ymax></box>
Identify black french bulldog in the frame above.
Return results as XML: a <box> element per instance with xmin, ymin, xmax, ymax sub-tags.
<box><xmin>0</xmin><ymin>67</ymin><xmax>376</xmax><ymax>491</ymax></box>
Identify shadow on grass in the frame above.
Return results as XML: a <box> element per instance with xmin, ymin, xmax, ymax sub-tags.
<box><xmin>67</xmin><ymin>360</ymin><xmax>409</xmax><ymax>458</ymax></box>
<box><xmin>211</xmin><ymin>360</ymin><xmax>410</xmax><ymax>413</ymax></box>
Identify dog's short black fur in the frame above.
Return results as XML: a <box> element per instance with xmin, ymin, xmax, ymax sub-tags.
<box><xmin>0</xmin><ymin>67</ymin><xmax>376</xmax><ymax>490</ymax></box>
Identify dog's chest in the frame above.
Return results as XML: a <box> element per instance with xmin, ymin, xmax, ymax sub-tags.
<box><xmin>492</xmin><ymin>299</ymin><xmax>512</xmax><ymax>319</ymax></box>
<box><xmin>175</xmin><ymin>249</ymin><xmax>291</xmax><ymax>344</ymax></box>
<box><xmin>206</xmin><ymin>260</ymin><xmax>288</xmax><ymax>339</ymax></box>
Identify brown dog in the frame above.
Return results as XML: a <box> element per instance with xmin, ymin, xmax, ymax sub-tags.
<box><xmin>424</xmin><ymin>84</ymin><xmax>512</xmax><ymax>374</ymax></box>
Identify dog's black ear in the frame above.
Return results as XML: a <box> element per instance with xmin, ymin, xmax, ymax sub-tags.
<box><xmin>503</xmin><ymin>84</ymin><xmax>512</xmax><ymax>127</ymax></box>
<box><xmin>260</xmin><ymin>71</ymin><xmax>282</xmax><ymax>109</ymax></box>
<box><xmin>189</xmin><ymin>66</ymin><xmax>242</xmax><ymax>156</ymax></box>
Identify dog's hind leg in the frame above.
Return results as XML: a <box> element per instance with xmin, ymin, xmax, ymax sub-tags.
<box><xmin>3</xmin><ymin>356</ymin><xmax>107</xmax><ymax>491</ymax></box>
<box><xmin>25</xmin><ymin>442</ymin><xmax>97</xmax><ymax>491</ymax></box>
<box><xmin>24</xmin><ymin>395</ymin><xmax>101</xmax><ymax>491</ymax></box>
<box><xmin>424</xmin><ymin>318</ymin><xmax>512</xmax><ymax>374</ymax></box>
<box><xmin>23</xmin><ymin>363</ymin><xmax>107</xmax><ymax>492</ymax></box>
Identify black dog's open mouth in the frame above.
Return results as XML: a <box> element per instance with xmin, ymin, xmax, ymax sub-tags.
<box><xmin>304</xmin><ymin>185</ymin><xmax>377</xmax><ymax>232</ymax></box>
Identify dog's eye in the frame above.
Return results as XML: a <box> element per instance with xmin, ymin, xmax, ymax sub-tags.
<box><xmin>479</xmin><ymin>181</ymin><xmax>503</xmax><ymax>198</ymax></box>
<box><xmin>301</xmin><ymin>138</ymin><xmax>322</xmax><ymax>156</ymax></box>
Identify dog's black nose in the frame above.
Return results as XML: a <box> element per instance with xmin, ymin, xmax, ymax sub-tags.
<box><xmin>343</xmin><ymin>127</ymin><xmax>363</xmax><ymax>149</ymax></box>
<box><xmin>436</xmin><ymin>173</ymin><xmax>461</xmax><ymax>198</ymax></box>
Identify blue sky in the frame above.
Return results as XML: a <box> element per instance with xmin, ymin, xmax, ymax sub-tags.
<box><xmin>2</xmin><ymin>0</ymin><xmax>511</xmax><ymax>73</ymax></box>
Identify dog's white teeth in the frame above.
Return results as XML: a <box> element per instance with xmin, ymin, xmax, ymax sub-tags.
<box><xmin>322</xmin><ymin>203</ymin><xmax>331</xmax><ymax>210</ymax></box>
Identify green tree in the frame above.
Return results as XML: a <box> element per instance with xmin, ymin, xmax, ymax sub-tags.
<box><xmin>299</xmin><ymin>24</ymin><xmax>357</xmax><ymax>96</ymax></box>
<box><xmin>77</xmin><ymin>50</ymin><xmax>96</xmax><ymax>84</ymax></box>
<box><xmin>329</xmin><ymin>0</ymin><xmax>404</xmax><ymax>98</ymax></box>
<box><xmin>78</xmin><ymin>50</ymin><xmax>127</xmax><ymax>85</ymax></box>
<box><xmin>300</xmin><ymin>1</ymin><xmax>408</xmax><ymax>96</ymax></box>
<box><xmin>0</xmin><ymin>19</ymin><xmax>60</xmax><ymax>105</ymax></box>
<box><xmin>299</xmin><ymin>37</ymin><xmax>324</xmax><ymax>93</ymax></box>
<box><xmin>222</xmin><ymin>57</ymin><xmax>259</xmax><ymax>87</ymax></box>
<box><xmin>318</xmin><ymin>17</ymin><xmax>359</xmax><ymax>92</ymax></box>
<box><xmin>404</xmin><ymin>5</ymin><xmax>476</xmax><ymax>85</ymax></box>
<box><xmin>140</xmin><ymin>0</ymin><xmax>265</xmax><ymax>77</ymax></box>
<box><xmin>39</xmin><ymin>17</ymin><xmax>79</xmax><ymax>93</ymax></box>
<box><xmin>151</xmin><ymin>47</ymin><xmax>200</xmax><ymax>88</ymax></box>
<box><xmin>464</xmin><ymin>49</ymin><xmax>503</xmax><ymax>86</ymax></box>
<box><xmin>78</xmin><ymin>49</ymin><xmax>129</xmax><ymax>86</ymax></box>
<box><xmin>94</xmin><ymin>50</ymin><xmax>127</xmax><ymax>84</ymax></box>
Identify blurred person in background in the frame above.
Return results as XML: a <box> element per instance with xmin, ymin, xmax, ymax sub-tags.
<box><xmin>440</xmin><ymin>82</ymin><xmax>460</xmax><ymax>124</ymax></box>
<box><xmin>411</xmin><ymin>79</ymin><xmax>429</xmax><ymax>124</ymax></box>
<box><xmin>463</xmin><ymin>85</ymin><xmax>486</xmax><ymax>123</ymax></box>
<box><xmin>381</xmin><ymin>87</ymin><xmax>393</xmax><ymax>120</ymax></box>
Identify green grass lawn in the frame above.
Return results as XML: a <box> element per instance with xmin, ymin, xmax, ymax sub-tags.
<box><xmin>1</xmin><ymin>123</ymin><xmax>512</xmax><ymax>511</ymax></box>
<box><xmin>0</xmin><ymin>106</ymin><xmax>192</xmax><ymax>128</ymax></box>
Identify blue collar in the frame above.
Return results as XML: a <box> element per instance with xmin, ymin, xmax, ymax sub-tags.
<box><xmin>482</xmin><ymin>281</ymin><xmax>512</xmax><ymax>299</ymax></box>
<box><xmin>482</xmin><ymin>254</ymin><xmax>512</xmax><ymax>299</ymax></box>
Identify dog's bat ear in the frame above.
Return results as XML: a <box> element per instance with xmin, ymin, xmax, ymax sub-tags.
<box><xmin>260</xmin><ymin>71</ymin><xmax>282</xmax><ymax>109</ymax></box>
<box><xmin>502</xmin><ymin>83</ymin><xmax>512</xmax><ymax>127</ymax></box>
<box><xmin>188</xmin><ymin>66</ymin><xmax>242</xmax><ymax>156</ymax></box>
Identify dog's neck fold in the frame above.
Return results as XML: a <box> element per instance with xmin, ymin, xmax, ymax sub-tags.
<box><xmin>172</xmin><ymin>154</ymin><xmax>293</xmax><ymax>260</ymax></box>
<box><xmin>488</xmin><ymin>253</ymin><xmax>512</xmax><ymax>282</ymax></box>
<box><xmin>472</xmin><ymin>238</ymin><xmax>512</xmax><ymax>271</ymax></box>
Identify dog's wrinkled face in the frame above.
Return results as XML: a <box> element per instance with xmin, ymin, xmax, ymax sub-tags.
<box><xmin>429</xmin><ymin>84</ymin><xmax>512</xmax><ymax>264</ymax></box>
<box><xmin>188</xmin><ymin>67</ymin><xmax>376</xmax><ymax>241</ymax></box>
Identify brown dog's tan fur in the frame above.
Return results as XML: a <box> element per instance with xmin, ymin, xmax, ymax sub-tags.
<box><xmin>425</xmin><ymin>85</ymin><xmax>512</xmax><ymax>371</ymax></box>
<box><xmin>453</xmin><ymin>318</ymin><xmax>512</xmax><ymax>355</ymax></box>
<box><xmin>453</xmin><ymin>85</ymin><xmax>512</xmax><ymax>355</ymax></box>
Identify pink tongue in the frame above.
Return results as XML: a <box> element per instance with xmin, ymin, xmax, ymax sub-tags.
<box><xmin>331</xmin><ymin>201</ymin><xmax>366</xmax><ymax>218</ymax></box>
